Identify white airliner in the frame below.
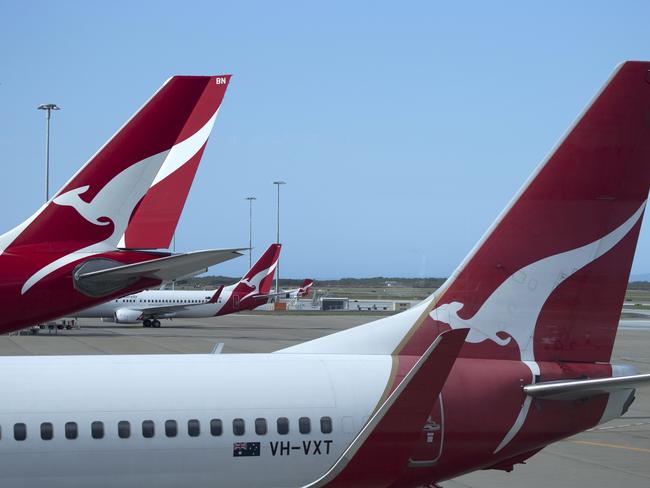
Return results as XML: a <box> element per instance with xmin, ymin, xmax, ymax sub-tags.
<box><xmin>2</xmin><ymin>62</ymin><xmax>650</xmax><ymax>488</ymax></box>
<box><xmin>77</xmin><ymin>244</ymin><xmax>284</xmax><ymax>327</ymax></box>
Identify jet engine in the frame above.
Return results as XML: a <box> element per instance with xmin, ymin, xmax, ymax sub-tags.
<box><xmin>114</xmin><ymin>308</ymin><xmax>142</xmax><ymax>324</ymax></box>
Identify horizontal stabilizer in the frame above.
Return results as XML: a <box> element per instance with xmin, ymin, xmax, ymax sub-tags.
<box><xmin>74</xmin><ymin>249</ymin><xmax>243</xmax><ymax>297</ymax></box>
<box><xmin>524</xmin><ymin>373</ymin><xmax>650</xmax><ymax>400</ymax></box>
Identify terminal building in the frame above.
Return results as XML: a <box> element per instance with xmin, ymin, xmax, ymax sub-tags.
<box><xmin>271</xmin><ymin>297</ymin><xmax>420</xmax><ymax>312</ymax></box>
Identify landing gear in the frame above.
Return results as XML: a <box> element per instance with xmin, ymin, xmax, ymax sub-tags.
<box><xmin>152</xmin><ymin>319</ymin><xmax>161</xmax><ymax>328</ymax></box>
<box><xmin>143</xmin><ymin>319</ymin><xmax>152</xmax><ymax>328</ymax></box>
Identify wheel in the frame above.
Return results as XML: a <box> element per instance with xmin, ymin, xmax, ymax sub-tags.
<box><xmin>143</xmin><ymin>319</ymin><xmax>152</xmax><ymax>328</ymax></box>
<box><xmin>153</xmin><ymin>320</ymin><xmax>161</xmax><ymax>328</ymax></box>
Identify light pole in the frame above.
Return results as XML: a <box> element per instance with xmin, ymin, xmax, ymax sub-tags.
<box><xmin>37</xmin><ymin>103</ymin><xmax>61</xmax><ymax>203</ymax></box>
<box><xmin>273</xmin><ymin>181</ymin><xmax>286</xmax><ymax>296</ymax></box>
<box><xmin>172</xmin><ymin>233</ymin><xmax>176</xmax><ymax>290</ymax></box>
<box><xmin>245</xmin><ymin>196</ymin><xmax>256</xmax><ymax>269</ymax></box>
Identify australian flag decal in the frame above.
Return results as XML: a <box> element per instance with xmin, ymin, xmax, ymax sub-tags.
<box><xmin>233</xmin><ymin>442</ymin><xmax>261</xmax><ymax>457</ymax></box>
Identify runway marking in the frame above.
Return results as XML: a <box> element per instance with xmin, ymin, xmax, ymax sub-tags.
<box><xmin>572</xmin><ymin>440</ymin><xmax>650</xmax><ymax>453</ymax></box>
<box><xmin>588</xmin><ymin>421</ymin><xmax>650</xmax><ymax>431</ymax></box>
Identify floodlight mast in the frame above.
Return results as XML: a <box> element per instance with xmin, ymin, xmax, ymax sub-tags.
<box><xmin>273</xmin><ymin>181</ymin><xmax>286</xmax><ymax>296</ymax></box>
<box><xmin>245</xmin><ymin>196</ymin><xmax>257</xmax><ymax>269</ymax></box>
<box><xmin>37</xmin><ymin>103</ymin><xmax>61</xmax><ymax>203</ymax></box>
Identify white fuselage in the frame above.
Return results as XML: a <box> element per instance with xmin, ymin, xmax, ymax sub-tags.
<box><xmin>0</xmin><ymin>353</ymin><xmax>390</xmax><ymax>488</ymax></box>
<box><xmin>77</xmin><ymin>286</ymin><xmax>240</xmax><ymax>321</ymax></box>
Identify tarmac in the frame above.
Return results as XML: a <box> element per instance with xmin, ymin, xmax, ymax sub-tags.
<box><xmin>1</xmin><ymin>313</ymin><xmax>649</xmax><ymax>487</ymax></box>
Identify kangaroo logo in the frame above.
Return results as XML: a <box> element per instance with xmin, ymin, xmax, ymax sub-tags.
<box><xmin>238</xmin><ymin>261</ymin><xmax>278</xmax><ymax>302</ymax></box>
<box><xmin>54</xmin><ymin>185</ymin><xmax>112</xmax><ymax>226</ymax></box>
<box><xmin>21</xmin><ymin>155</ymin><xmax>167</xmax><ymax>295</ymax></box>
<box><xmin>429</xmin><ymin>202</ymin><xmax>646</xmax><ymax>362</ymax></box>
<box><xmin>428</xmin><ymin>202</ymin><xmax>646</xmax><ymax>454</ymax></box>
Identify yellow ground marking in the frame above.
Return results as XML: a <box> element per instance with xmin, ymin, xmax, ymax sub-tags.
<box><xmin>571</xmin><ymin>440</ymin><xmax>650</xmax><ymax>454</ymax></box>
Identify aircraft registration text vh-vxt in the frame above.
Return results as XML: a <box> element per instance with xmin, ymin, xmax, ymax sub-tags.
<box><xmin>2</xmin><ymin>61</ymin><xmax>650</xmax><ymax>487</ymax></box>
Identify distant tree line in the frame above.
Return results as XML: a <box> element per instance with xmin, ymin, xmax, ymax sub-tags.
<box><xmin>176</xmin><ymin>276</ymin><xmax>650</xmax><ymax>290</ymax></box>
<box><xmin>629</xmin><ymin>281</ymin><xmax>650</xmax><ymax>290</ymax></box>
<box><xmin>177</xmin><ymin>276</ymin><xmax>448</xmax><ymax>289</ymax></box>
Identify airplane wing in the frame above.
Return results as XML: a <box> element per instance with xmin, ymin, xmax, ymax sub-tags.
<box><xmin>123</xmin><ymin>286</ymin><xmax>225</xmax><ymax>317</ymax></box>
<box><xmin>75</xmin><ymin>249</ymin><xmax>243</xmax><ymax>297</ymax></box>
<box><xmin>524</xmin><ymin>373</ymin><xmax>650</xmax><ymax>400</ymax></box>
<box><xmin>303</xmin><ymin>329</ymin><xmax>468</xmax><ymax>488</ymax></box>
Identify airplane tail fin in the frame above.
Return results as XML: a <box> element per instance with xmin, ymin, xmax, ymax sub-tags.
<box><xmin>281</xmin><ymin>61</ymin><xmax>650</xmax><ymax>363</ymax></box>
<box><xmin>234</xmin><ymin>244</ymin><xmax>281</xmax><ymax>295</ymax></box>
<box><xmin>299</xmin><ymin>279</ymin><xmax>314</xmax><ymax>297</ymax></box>
<box><xmin>420</xmin><ymin>61</ymin><xmax>650</xmax><ymax>363</ymax></box>
<box><xmin>0</xmin><ymin>75</ymin><xmax>230</xmax><ymax>256</ymax></box>
<box><xmin>120</xmin><ymin>76</ymin><xmax>231</xmax><ymax>249</ymax></box>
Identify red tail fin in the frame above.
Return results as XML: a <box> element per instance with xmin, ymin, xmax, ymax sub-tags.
<box><xmin>299</xmin><ymin>279</ymin><xmax>314</xmax><ymax>297</ymax></box>
<box><xmin>235</xmin><ymin>244</ymin><xmax>281</xmax><ymax>296</ymax></box>
<box><xmin>0</xmin><ymin>76</ymin><xmax>229</xmax><ymax>256</ymax></box>
<box><xmin>120</xmin><ymin>76</ymin><xmax>231</xmax><ymax>249</ymax></box>
<box><xmin>415</xmin><ymin>61</ymin><xmax>650</xmax><ymax>363</ymax></box>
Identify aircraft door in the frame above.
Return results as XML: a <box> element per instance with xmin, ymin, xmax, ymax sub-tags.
<box><xmin>233</xmin><ymin>294</ymin><xmax>240</xmax><ymax>309</ymax></box>
<box><xmin>408</xmin><ymin>393</ymin><xmax>444</xmax><ymax>467</ymax></box>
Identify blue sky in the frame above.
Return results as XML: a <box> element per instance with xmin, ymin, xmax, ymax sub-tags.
<box><xmin>2</xmin><ymin>1</ymin><xmax>650</xmax><ymax>279</ymax></box>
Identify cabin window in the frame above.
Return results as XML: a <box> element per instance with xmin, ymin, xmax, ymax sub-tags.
<box><xmin>188</xmin><ymin>419</ymin><xmax>200</xmax><ymax>437</ymax></box>
<box><xmin>14</xmin><ymin>423</ymin><xmax>27</xmax><ymax>441</ymax></box>
<box><xmin>277</xmin><ymin>417</ymin><xmax>289</xmax><ymax>435</ymax></box>
<box><xmin>233</xmin><ymin>418</ymin><xmax>245</xmax><ymax>436</ymax></box>
<box><xmin>91</xmin><ymin>421</ymin><xmax>104</xmax><ymax>439</ymax></box>
<box><xmin>40</xmin><ymin>422</ymin><xmax>53</xmax><ymax>440</ymax></box>
<box><xmin>255</xmin><ymin>418</ymin><xmax>267</xmax><ymax>435</ymax></box>
<box><xmin>142</xmin><ymin>420</ymin><xmax>155</xmax><ymax>438</ymax></box>
<box><xmin>320</xmin><ymin>417</ymin><xmax>333</xmax><ymax>434</ymax></box>
<box><xmin>118</xmin><ymin>421</ymin><xmax>130</xmax><ymax>439</ymax></box>
<box><xmin>210</xmin><ymin>419</ymin><xmax>222</xmax><ymax>436</ymax></box>
<box><xmin>299</xmin><ymin>417</ymin><xmax>311</xmax><ymax>434</ymax></box>
<box><xmin>65</xmin><ymin>422</ymin><xmax>78</xmax><ymax>439</ymax></box>
<box><xmin>165</xmin><ymin>420</ymin><xmax>177</xmax><ymax>437</ymax></box>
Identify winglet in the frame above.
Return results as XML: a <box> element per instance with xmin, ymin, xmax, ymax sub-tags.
<box><xmin>304</xmin><ymin>328</ymin><xmax>468</xmax><ymax>488</ymax></box>
<box><xmin>209</xmin><ymin>285</ymin><xmax>225</xmax><ymax>304</ymax></box>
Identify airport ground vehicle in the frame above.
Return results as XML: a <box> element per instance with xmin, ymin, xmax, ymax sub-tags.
<box><xmin>1</xmin><ymin>62</ymin><xmax>650</xmax><ymax>487</ymax></box>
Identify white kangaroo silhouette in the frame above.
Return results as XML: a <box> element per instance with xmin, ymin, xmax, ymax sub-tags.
<box><xmin>430</xmin><ymin>202</ymin><xmax>645</xmax><ymax>454</ymax></box>
<box><xmin>430</xmin><ymin>202</ymin><xmax>646</xmax><ymax>362</ymax></box>
<box><xmin>53</xmin><ymin>185</ymin><xmax>111</xmax><ymax>226</ymax></box>
<box><xmin>238</xmin><ymin>262</ymin><xmax>278</xmax><ymax>301</ymax></box>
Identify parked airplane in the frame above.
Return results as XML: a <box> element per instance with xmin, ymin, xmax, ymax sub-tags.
<box><xmin>79</xmin><ymin>244</ymin><xmax>283</xmax><ymax>327</ymax></box>
<box><xmin>276</xmin><ymin>278</ymin><xmax>314</xmax><ymax>299</ymax></box>
<box><xmin>0</xmin><ymin>75</ymin><xmax>242</xmax><ymax>335</ymax></box>
<box><xmin>1</xmin><ymin>62</ymin><xmax>650</xmax><ymax>487</ymax></box>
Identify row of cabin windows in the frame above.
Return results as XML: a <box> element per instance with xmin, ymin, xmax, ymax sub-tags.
<box><xmin>116</xmin><ymin>299</ymin><xmax>209</xmax><ymax>304</ymax></box>
<box><xmin>4</xmin><ymin>417</ymin><xmax>333</xmax><ymax>441</ymax></box>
